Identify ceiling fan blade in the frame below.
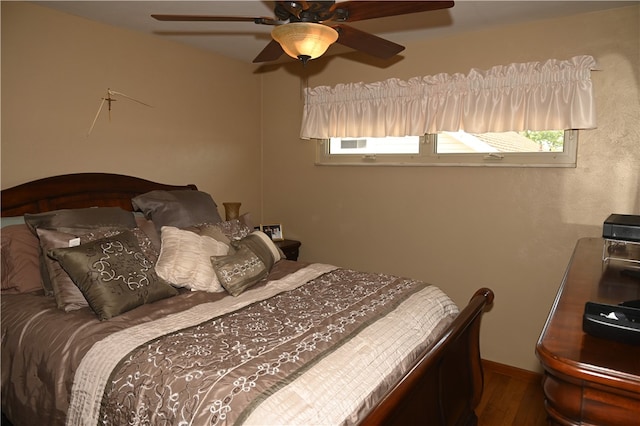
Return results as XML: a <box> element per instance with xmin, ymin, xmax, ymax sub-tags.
<box><xmin>333</xmin><ymin>24</ymin><xmax>404</xmax><ymax>59</ymax></box>
<box><xmin>253</xmin><ymin>39</ymin><xmax>285</xmax><ymax>63</ymax></box>
<box><xmin>151</xmin><ymin>15</ymin><xmax>280</xmax><ymax>25</ymax></box>
<box><xmin>332</xmin><ymin>1</ymin><xmax>454</xmax><ymax>22</ymax></box>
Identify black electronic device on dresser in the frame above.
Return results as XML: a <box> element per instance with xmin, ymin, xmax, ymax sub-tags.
<box><xmin>586</xmin><ymin>216</ymin><xmax>640</xmax><ymax>345</ymax></box>
<box><xmin>603</xmin><ymin>214</ymin><xmax>640</xmax><ymax>242</ymax></box>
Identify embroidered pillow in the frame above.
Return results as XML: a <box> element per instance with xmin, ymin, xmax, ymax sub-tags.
<box><xmin>212</xmin><ymin>245</ymin><xmax>268</xmax><ymax>297</ymax></box>
<box><xmin>48</xmin><ymin>230</ymin><xmax>178</xmax><ymax>320</ymax></box>
<box><xmin>155</xmin><ymin>226</ymin><xmax>229</xmax><ymax>292</ymax></box>
<box><xmin>134</xmin><ymin>215</ymin><xmax>162</xmax><ymax>253</ymax></box>
<box><xmin>38</xmin><ymin>228</ymin><xmax>159</xmax><ymax>312</ymax></box>
<box><xmin>232</xmin><ymin>231</ymin><xmax>283</xmax><ymax>270</ymax></box>
<box><xmin>24</xmin><ymin>207</ymin><xmax>138</xmax><ymax>296</ymax></box>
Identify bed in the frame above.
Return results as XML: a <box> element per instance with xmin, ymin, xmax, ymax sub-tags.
<box><xmin>1</xmin><ymin>172</ymin><xmax>494</xmax><ymax>426</ymax></box>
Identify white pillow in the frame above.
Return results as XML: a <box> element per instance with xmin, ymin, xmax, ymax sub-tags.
<box><xmin>155</xmin><ymin>226</ymin><xmax>229</xmax><ymax>292</ymax></box>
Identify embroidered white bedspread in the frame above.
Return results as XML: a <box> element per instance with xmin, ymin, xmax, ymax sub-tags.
<box><xmin>65</xmin><ymin>263</ymin><xmax>458</xmax><ymax>426</ymax></box>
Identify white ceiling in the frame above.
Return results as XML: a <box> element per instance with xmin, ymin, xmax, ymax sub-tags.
<box><xmin>34</xmin><ymin>1</ymin><xmax>636</xmax><ymax>64</ymax></box>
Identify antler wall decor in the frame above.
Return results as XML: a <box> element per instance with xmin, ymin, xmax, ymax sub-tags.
<box><xmin>87</xmin><ymin>88</ymin><xmax>153</xmax><ymax>135</ymax></box>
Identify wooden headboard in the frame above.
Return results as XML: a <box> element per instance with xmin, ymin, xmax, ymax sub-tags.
<box><xmin>1</xmin><ymin>173</ymin><xmax>197</xmax><ymax>217</ymax></box>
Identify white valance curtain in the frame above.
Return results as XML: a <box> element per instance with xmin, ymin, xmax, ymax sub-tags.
<box><xmin>300</xmin><ymin>55</ymin><xmax>597</xmax><ymax>139</ymax></box>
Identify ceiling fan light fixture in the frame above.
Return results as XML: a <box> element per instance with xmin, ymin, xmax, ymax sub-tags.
<box><xmin>271</xmin><ymin>22</ymin><xmax>338</xmax><ymax>63</ymax></box>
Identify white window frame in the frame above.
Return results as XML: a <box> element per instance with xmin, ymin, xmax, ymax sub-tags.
<box><xmin>315</xmin><ymin>130</ymin><xmax>578</xmax><ymax>168</ymax></box>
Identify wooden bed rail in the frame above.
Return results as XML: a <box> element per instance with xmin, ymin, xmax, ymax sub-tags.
<box><xmin>362</xmin><ymin>288</ymin><xmax>494</xmax><ymax>426</ymax></box>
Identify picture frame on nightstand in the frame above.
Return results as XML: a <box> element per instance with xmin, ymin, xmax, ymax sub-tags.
<box><xmin>260</xmin><ymin>224</ymin><xmax>284</xmax><ymax>241</ymax></box>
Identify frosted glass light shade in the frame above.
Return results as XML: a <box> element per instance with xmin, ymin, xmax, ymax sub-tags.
<box><xmin>271</xmin><ymin>22</ymin><xmax>339</xmax><ymax>62</ymax></box>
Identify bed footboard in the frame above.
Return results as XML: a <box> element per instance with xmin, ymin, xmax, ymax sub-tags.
<box><xmin>361</xmin><ymin>288</ymin><xmax>494</xmax><ymax>426</ymax></box>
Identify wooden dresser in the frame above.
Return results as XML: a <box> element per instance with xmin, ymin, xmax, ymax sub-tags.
<box><xmin>536</xmin><ymin>238</ymin><xmax>640</xmax><ymax>425</ymax></box>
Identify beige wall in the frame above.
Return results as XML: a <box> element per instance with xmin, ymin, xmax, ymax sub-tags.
<box><xmin>2</xmin><ymin>2</ymin><xmax>639</xmax><ymax>373</ymax></box>
<box><xmin>260</xmin><ymin>5</ymin><xmax>640</xmax><ymax>372</ymax></box>
<box><xmin>1</xmin><ymin>2</ymin><xmax>263</xmax><ymax>217</ymax></box>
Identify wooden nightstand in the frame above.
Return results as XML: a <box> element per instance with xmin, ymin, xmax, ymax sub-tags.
<box><xmin>275</xmin><ymin>239</ymin><xmax>301</xmax><ymax>261</ymax></box>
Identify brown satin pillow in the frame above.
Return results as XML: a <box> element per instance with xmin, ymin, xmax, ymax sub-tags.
<box><xmin>1</xmin><ymin>225</ymin><xmax>43</xmax><ymax>294</ymax></box>
<box><xmin>24</xmin><ymin>207</ymin><xmax>137</xmax><ymax>235</ymax></box>
<box><xmin>37</xmin><ymin>228</ymin><xmax>91</xmax><ymax>310</ymax></box>
<box><xmin>48</xmin><ymin>230</ymin><xmax>178</xmax><ymax>320</ymax></box>
<box><xmin>132</xmin><ymin>190</ymin><xmax>223</xmax><ymax>232</ymax></box>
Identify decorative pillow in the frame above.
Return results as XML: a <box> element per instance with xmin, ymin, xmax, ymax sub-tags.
<box><xmin>1</xmin><ymin>225</ymin><xmax>43</xmax><ymax>294</ymax></box>
<box><xmin>37</xmin><ymin>228</ymin><xmax>90</xmax><ymax>310</ymax></box>
<box><xmin>155</xmin><ymin>226</ymin><xmax>229</xmax><ymax>292</ymax></box>
<box><xmin>132</xmin><ymin>190</ymin><xmax>222</xmax><ymax>232</ymax></box>
<box><xmin>24</xmin><ymin>207</ymin><xmax>137</xmax><ymax>296</ymax></box>
<box><xmin>212</xmin><ymin>245</ymin><xmax>268</xmax><ymax>297</ymax></box>
<box><xmin>232</xmin><ymin>231</ymin><xmax>283</xmax><ymax>271</ymax></box>
<box><xmin>24</xmin><ymin>207</ymin><xmax>137</xmax><ymax>235</ymax></box>
<box><xmin>134</xmin><ymin>215</ymin><xmax>162</xmax><ymax>253</ymax></box>
<box><xmin>212</xmin><ymin>219</ymin><xmax>254</xmax><ymax>241</ymax></box>
<box><xmin>238</xmin><ymin>212</ymin><xmax>256</xmax><ymax>231</ymax></box>
<box><xmin>37</xmin><ymin>227</ymin><xmax>158</xmax><ymax>312</ymax></box>
<box><xmin>48</xmin><ymin>230</ymin><xmax>178</xmax><ymax>320</ymax></box>
<box><xmin>191</xmin><ymin>219</ymin><xmax>254</xmax><ymax>245</ymax></box>
<box><xmin>190</xmin><ymin>224</ymin><xmax>231</xmax><ymax>245</ymax></box>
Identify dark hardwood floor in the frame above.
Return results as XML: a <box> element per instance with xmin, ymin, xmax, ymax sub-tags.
<box><xmin>477</xmin><ymin>360</ymin><xmax>548</xmax><ymax>426</ymax></box>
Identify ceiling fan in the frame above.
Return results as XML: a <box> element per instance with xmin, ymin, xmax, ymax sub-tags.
<box><xmin>152</xmin><ymin>1</ymin><xmax>454</xmax><ymax>65</ymax></box>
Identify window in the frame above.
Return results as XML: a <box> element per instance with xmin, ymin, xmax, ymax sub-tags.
<box><xmin>317</xmin><ymin>135</ymin><xmax>424</xmax><ymax>165</ymax></box>
<box><xmin>316</xmin><ymin>130</ymin><xmax>578</xmax><ymax>167</ymax></box>
<box><xmin>329</xmin><ymin>136</ymin><xmax>420</xmax><ymax>155</ymax></box>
